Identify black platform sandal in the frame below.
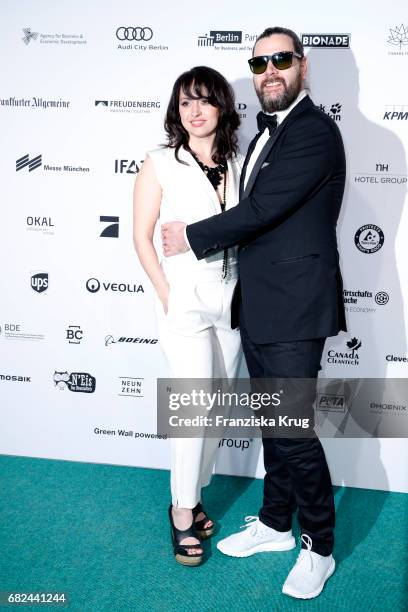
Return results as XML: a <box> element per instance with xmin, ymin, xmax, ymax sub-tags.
<box><xmin>168</xmin><ymin>505</ymin><xmax>203</xmax><ymax>566</ymax></box>
<box><xmin>192</xmin><ymin>502</ymin><xmax>214</xmax><ymax>539</ymax></box>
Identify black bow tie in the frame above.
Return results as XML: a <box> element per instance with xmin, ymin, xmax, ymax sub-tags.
<box><xmin>256</xmin><ymin>111</ymin><xmax>278</xmax><ymax>134</ymax></box>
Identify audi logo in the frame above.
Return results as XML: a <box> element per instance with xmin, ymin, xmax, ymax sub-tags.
<box><xmin>116</xmin><ymin>27</ymin><xmax>153</xmax><ymax>41</ymax></box>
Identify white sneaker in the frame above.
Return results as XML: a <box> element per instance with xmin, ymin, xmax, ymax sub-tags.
<box><xmin>282</xmin><ymin>534</ymin><xmax>335</xmax><ymax>599</ymax></box>
<box><xmin>217</xmin><ymin>516</ymin><xmax>296</xmax><ymax>558</ymax></box>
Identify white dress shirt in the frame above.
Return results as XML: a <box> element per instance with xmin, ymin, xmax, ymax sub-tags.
<box><xmin>243</xmin><ymin>89</ymin><xmax>308</xmax><ymax>190</ymax></box>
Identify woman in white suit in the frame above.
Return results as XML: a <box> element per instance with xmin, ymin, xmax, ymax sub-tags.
<box><xmin>133</xmin><ymin>66</ymin><xmax>242</xmax><ymax>566</ymax></box>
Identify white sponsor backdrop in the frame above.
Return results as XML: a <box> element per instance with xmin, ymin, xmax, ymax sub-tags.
<box><xmin>1</xmin><ymin>0</ymin><xmax>408</xmax><ymax>493</ymax></box>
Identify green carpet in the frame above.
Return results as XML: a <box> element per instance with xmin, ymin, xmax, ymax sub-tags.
<box><xmin>0</xmin><ymin>455</ymin><xmax>407</xmax><ymax>611</ymax></box>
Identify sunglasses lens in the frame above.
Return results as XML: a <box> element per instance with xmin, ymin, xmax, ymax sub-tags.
<box><xmin>273</xmin><ymin>53</ymin><xmax>293</xmax><ymax>70</ymax></box>
<box><xmin>249</xmin><ymin>57</ymin><xmax>268</xmax><ymax>74</ymax></box>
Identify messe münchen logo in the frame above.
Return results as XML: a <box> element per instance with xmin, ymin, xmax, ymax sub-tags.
<box><xmin>116</xmin><ymin>27</ymin><xmax>153</xmax><ymax>41</ymax></box>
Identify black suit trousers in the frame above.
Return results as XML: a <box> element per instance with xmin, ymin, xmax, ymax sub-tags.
<box><xmin>239</xmin><ymin>307</ymin><xmax>335</xmax><ymax>557</ymax></box>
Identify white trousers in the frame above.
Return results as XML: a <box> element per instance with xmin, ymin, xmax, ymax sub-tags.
<box><xmin>155</xmin><ymin>267</ymin><xmax>242</xmax><ymax>508</ymax></box>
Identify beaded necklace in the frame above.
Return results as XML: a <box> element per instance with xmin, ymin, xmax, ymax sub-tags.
<box><xmin>191</xmin><ymin>153</ymin><xmax>230</xmax><ymax>280</ymax></box>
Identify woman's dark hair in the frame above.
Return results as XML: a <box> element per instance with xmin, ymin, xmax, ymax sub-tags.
<box><xmin>164</xmin><ymin>66</ymin><xmax>240</xmax><ymax>164</ymax></box>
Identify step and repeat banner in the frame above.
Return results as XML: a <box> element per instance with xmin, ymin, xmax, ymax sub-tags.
<box><xmin>1</xmin><ymin>0</ymin><xmax>408</xmax><ymax>492</ymax></box>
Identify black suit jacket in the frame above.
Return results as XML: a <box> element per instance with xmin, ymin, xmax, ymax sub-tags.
<box><xmin>186</xmin><ymin>95</ymin><xmax>347</xmax><ymax>344</ymax></box>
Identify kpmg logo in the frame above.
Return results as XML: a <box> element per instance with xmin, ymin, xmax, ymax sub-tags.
<box><xmin>53</xmin><ymin>371</ymin><xmax>96</xmax><ymax>393</ymax></box>
<box><xmin>327</xmin><ymin>337</ymin><xmax>362</xmax><ymax>366</ymax></box>
<box><xmin>317</xmin><ymin>102</ymin><xmax>342</xmax><ymax>122</ymax></box>
<box><xmin>387</xmin><ymin>24</ymin><xmax>408</xmax><ymax>51</ymax></box>
<box><xmin>31</xmin><ymin>272</ymin><xmax>48</xmax><ymax>293</ymax></box>
<box><xmin>95</xmin><ymin>99</ymin><xmax>160</xmax><ymax>114</ymax></box>
<box><xmin>100</xmin><ymin>216</ymin><xmax>119</xmax><ymax>238</ymax></box>
<box><xmin>354</xmin><ymin>225</ymin><xmax>384</xmax><ymax>254</ymax></box>
<box><xmin>116</xmin><ymin>27</ymin><xmax>153</xmax><ymax>41</ymax></box>
<box><xmin>383</xmin><ymin>105</ymin><xmax>408</xmax><ymax>120</ymax></box>
<box><xmin>301</xmin><ymin>34</ymin><xmax>350</xmax><ymax>48</ymax></box>
<box><xmin>22</xmin><ymin>28</ymin><xmax>39</xmax><ymax>45</ymax></box>
<box><xmin>115</xmin><ymin>159</ymin><xmax>142</xmax><ymax>174</ymax></box>
<box><xmin>16</xmin><ymin>154</ymin><xmax>42</xmax><ymax>172</ymax></box>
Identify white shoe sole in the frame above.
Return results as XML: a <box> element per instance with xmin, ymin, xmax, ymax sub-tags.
<box><xmin>282</xmin><ymin>558</ymin><xmax>336</xmax><ymax>599</ymax></box>
<box><xmin>217</xmin><ymin>536</ymin><xmax>296</xmax><ymax>558</ymax></box>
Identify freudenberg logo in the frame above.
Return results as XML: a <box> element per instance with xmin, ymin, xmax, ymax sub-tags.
<box><xmin>301</xmin><ymin>34</ymin><xmax>350</xmax><ymax>48</ymax></box>
<box><xmin>327</xmin><ymin>337</ymin><xmax>362</xmax><ymax>366</ymax></box>
<box><xmin>354</xmin><ymin>225</ymin><xmax>384</xmax><ymax>254</ymax></box>
<box><xmin>53</xmin><ymin>371</ymin><xmax>95</xmax><ymax>393</ymax></box>
<box><xmin>95</xmin><ymin>99</ymin><xmax>160</xmax><ymax>113</ymax></box>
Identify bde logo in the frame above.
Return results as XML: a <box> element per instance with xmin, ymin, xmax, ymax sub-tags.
<box><xmin>354</xmin><ymin>225</ymin><xmax>384</xmax><ymax>254</ymax></box>
<box><xmin>31</xmin><ymin>272</ymin><xmax>48</xmax><ymax>293</ymax></box>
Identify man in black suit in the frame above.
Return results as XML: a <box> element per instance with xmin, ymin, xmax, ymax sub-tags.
<box><xmin>162</xmin><ymin>26</ymin><xmax>346</xmax><ymax>599</ymax></box>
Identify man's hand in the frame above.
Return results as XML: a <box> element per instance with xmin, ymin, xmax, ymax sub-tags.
<box><xmin>161</xmin><ymin>221</ymin><xmax>189</xmax><ymax>256</ymax></box>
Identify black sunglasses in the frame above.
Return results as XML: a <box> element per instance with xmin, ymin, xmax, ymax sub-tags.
<box><xmin>248</xmin><ymin>51</ymin><xmax>303</xmax><ymax>74</ymax></box>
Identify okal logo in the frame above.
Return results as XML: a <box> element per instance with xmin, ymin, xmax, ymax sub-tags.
<box><xmin>31</xmin><ymin>272</ymin><xmax>48</xmax><ymax>293</ymax></box>
<box><xmin>354</xmin><ymin>225</ymin><xmax>384</xmax><ymax>254</ymax></box>
<box><xmin>301</xmin><ymin>34</ymin><xmax>350</xmax><ymax>48</ymax></box>
<box><xmin>100</xmin><ymin>216</ymin><xmax>119</xmax><ymax>238</ymax></box>
<box><xmin>22</xmin><ymin>28</ymin><xmax>39</xmax><ymax>45</ymax></box>
<box><xmin>116</xmin><ymin>27</ymin><xmax>153</xmax><ymax>41</ymax></box>
<box><xmin>16</xmin><ymin>154</ymin><xmax>42</xmax><ymax>172</ymax></box>
<box><xmin>327</xmin><ymin>337</ymin><xmax>362</xmax><ymax>366</ymax></box>
<box><xmin>86</xmin><ymin>278</ymin><xmax>144</xmax><ymax>294</ymax></box>
<box><xmin>53</xmin><ymin>371</ymin><xmax>96</xmax><ymax>393</ymax></box>
<box><xmin>66</xmin><ymin>325</ymin><xmax>83</xmax><ymax>344</ymax></box>
<box><xmin>26</xmin><ymin>216</ymin><xmax>55</xmax><ymax>234</ymax></box>
<box><xmin>387</xmin><ymin>24</ymin><xmax>408</xmax><ymax>50</ymax></box>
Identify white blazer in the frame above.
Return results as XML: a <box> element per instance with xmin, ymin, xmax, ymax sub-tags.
<box><xmin>148</xmin><ymin>146</ymin><xmax>243</xmax><ymax>277</ymax></box>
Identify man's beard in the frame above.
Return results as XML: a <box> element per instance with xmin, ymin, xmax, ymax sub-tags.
<box><xmin>255</xmin><ymin>71</ymin><xmax>302</xmax><ymax>113</ymax></box>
